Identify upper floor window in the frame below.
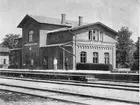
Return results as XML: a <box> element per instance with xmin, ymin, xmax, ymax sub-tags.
<box><xmin>95</xmin><ymin>30</ymin><xmax>98</xmax><ymax>41</ymax></box>
<box><xmin>104</xmin><ymin>52</ymin><xmax>109</xmax><ymax>64</ymax></box>
<box><xmin>80</xmin><ymin>51</ymin><xmax>86</xmax><ymax>63</ymax></box>
<box><xmin>28</xmin><ymin>30</ymin><xmax>34</xmax><ymax>42</ymax></box>
<box><xmin>99</xmin><ymin>32</ymin><xmax>103</xmax><ymax>41</ymax></box>
<box><xmin>93</xmin><ymin>52</ymin><xmax>98</xmax><ymax>63</ymax></box>
<box><xmin>93</xmin><ymin>31</ymin><xmax>96</xmax><ymax>40</ymax></box>
<box><xmin>88</xmin><ymin>30</ymin><xmax>103</xmax><ymax>41</ymax></box>
<box><xmin>88</xmin><ymin>31</ymin><xmax>92</xmax><ymax>41</ymax></box>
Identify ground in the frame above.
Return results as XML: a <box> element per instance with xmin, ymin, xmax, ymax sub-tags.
<box><xmin>0</xmin><ymin>90</ymin><xmax>77</xmax><ymax>105</ymax></box>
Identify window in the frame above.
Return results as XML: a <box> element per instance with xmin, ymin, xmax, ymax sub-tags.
<box><xmin>80</xmin><ymin>51</ymin><xmax>86</xmax><ymax>63</ymax></box>
<box><xmin>89</xmin><ymin>30</ymin><xmax>103</xmax><ymax>41</ymax></box>
<box><xmin>93</xmin><ymin>31</ymin><xmax>95</xmax><ymax>40</ymax></box>
<box><xmin>95</xmin><ymin>30</ymin><xmax>98</xmax><ymax>41</ymax></box>
<box><xmin>3</xmin><ymin>59</ymin><xmax>6</xmax><ymax>64</ymax></box>
<box><xmin>29</xmin><ymin>30</ymin><xmax>34</xmax><ymax>42</ymax></box>
<box><xmin>99</xmin><ymin>32</ymin><xmax>103</xmax><ymax>41</ymax></box>
<box><xmin>88</xmin><ymin>31</ymin><xmax>92</xmax><ymax>41</ymax></box>
<box><xmin>104</xmin><ymin>52</ymin><xmax>109</xmax><ymax>64</ymax></box>
<box><xmin>93</xmin><ymin>52</ymin><xmax>98</xmax><ymax>63</ymax></box>
<box><xmin>97</xmin><ymin>30</ymin><xmax>100</xmax><ymax>40</ymax></box>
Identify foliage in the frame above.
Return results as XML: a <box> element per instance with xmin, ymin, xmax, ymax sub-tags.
<box><xmin>1</xmin><ymin>34</ymin><xmax>20</xmax><ymax>49</ymax></box>
<box><xmin>131</xmin><ymin>38</ymin><xmax>139</xmax><ymax>71</ymax></box>
<box><xmin>116</xmin><ymin>27</ymin><xmax>135</xmax><ymax>68</ymax></box>
<box><xmin>76</xmin><ymin>63</ymin><xmax>113</xmax><ymax>71</ymax></box>
<box><xmin>133</xmin><ymin>38</ymin><xmax>139</xmax><ymax>60</ymax></box>
<box><xmin>1</xmin><ymin>34</ymin><xmax>20</xmax><ymax>68</ymax></box>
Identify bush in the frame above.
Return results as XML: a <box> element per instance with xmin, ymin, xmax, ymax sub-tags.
<box><xmin>76</xmin><ymin>63</ymin><xmax>113</xmax><ymax>71</ymax></box>
<box><xmin>8</xmin><ymin>65</ymin><xmax>17</xmax><ymax>69</ymax></box>
<box><xmin>0</xmin><ymin>65</ymin><xmax>3</xmax><ymax>68</ymax></box>
<box><xmin>131</xmin><ymin>59</ymin><xmax>139</xmax><ymax>71</ymax></box>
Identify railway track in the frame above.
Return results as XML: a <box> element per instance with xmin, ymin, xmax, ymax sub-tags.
<box><xmin>0</xmin><ymin>76</ymin><xmax>138</xmax><ymax>92</ymax></box>
<box><xmin>0</xmin><ymin>83</ymin><xmax>90</xmax><ymax>105</ymax></box>
<box><xmin>0</xmin><ymin>77</ymin><xmax>139</xmax><ymax>105</ymax></box>
<box><xmin>0</xmin><ymin>83</ymin><xmax>138</xmax><ymax>105</ymax></box>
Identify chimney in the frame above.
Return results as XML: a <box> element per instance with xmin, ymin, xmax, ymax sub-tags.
<box><xmin>79</xmin><ymin>16</ymin><xmax>83</xmax><ymax>26</ymax></box>
<box><xmin>61</xmin><ymin>14</ymin><xmax>66</xmax><ymax>24</ymax></box>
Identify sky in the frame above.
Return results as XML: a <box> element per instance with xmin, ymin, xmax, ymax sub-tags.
<box><xmin>0</xmin><ymin>0</ymin><xmax>139</xmax><ymax>42</ymax></box>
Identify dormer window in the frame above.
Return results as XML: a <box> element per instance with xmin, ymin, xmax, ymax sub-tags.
<box><xmin>29</xmin><ymin>30</ymin><xmax>34</xmax><ymax>42</ymax></box>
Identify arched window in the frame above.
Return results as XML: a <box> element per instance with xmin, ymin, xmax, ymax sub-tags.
<box><xmin>28</xmin><ymin>30</ymin><xmax>34</xmax><ymax>42</ymax></box>
<box><xmin>80</xmin><ymin>51</ymin><xmax>86</xmax><ymax>63</ymax></box>
<box><xmin>104</xmin><ymin>52</ymin><xmax>109</xmax><ymax>64</ymax></box>
<box><xmin>93</xmin><ymin>52</ymin><xmax>98</xmax><ymax>63</ymax></box>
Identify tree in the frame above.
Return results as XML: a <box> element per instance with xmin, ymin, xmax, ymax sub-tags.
<box><xmin>131</xmin><ymin>37</ymin><xmax>139</xmax><ymax>71</ymax></box>
<box><xmin>116</xmin><ymin>27</ymin><xmax>134</xmax><ymax>68</ymax></box>
<box><xmin>1</xmin><ymin>34</ymin><xmax>20</xmax><ymax>49</ymax></box>
<box><xmin>1</xmin><ymin>34</ymin><xmax>20</xmax><ymax>67</ymax></box>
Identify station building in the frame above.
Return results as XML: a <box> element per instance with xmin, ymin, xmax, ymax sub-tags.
<box><xmin>14</xmin><ymin>14</ymin><xmax>117</xmax><ymax>69</ymax></box>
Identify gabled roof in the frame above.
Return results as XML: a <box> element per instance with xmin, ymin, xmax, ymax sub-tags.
<box><xmin>17</xmin><ymin>14</ymin><xmax>88</xmax><ymax>28</ymax></box>
<box><xmin>48</xmin><ymin>22</ymin><xmax>118</xmax><ymax>35</ymax></box>
<box><xmin>71</xmin><ymin>22</ymin><xmax>118</xmax><ymax>35</ymax></box>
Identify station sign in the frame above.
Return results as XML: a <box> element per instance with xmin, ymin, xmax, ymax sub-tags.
<box><xmin>24</xmin><ymin>43</ymin><xmax>38</xmax><ymax>46</ymax></box>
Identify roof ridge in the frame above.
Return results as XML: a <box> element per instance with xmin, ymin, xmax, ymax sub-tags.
<box><xmin>28</xmin><ymin>14</ymin><xmax>80</xmax><ymax>23</ymax></box>
<box><xmin>28</xmin><ymin>14</ymin><xmax>60</xmax><ymax>20</ymax></box>
<box><xmin>18</xmin><ymin>14</ymin><xmax>89</xmax><ymax>28</ymax></box>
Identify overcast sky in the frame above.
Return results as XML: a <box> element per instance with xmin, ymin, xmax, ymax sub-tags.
<box><xmin>0</xmin><ymin>0</ymin><xmax>139</xmax><ymax>42</ymax></box>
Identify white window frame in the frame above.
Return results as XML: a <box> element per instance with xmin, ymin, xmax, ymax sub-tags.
<box><xmin>104</xmin><ymin>52</ymin><xmax>109</xmax><ymax>64</ymax></box>
<box><xmin>93</xmin><ymin>52</ymin><xmax>98</xmax><ymax>63</ymax></box>
<box><xmin>80</xmin><ymin>51</ymin><xmax>87</xmax><ymax>63</ymax></box>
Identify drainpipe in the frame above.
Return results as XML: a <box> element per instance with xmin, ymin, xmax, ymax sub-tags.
<box><xmin>63</xmin><ymin>47</ymin><xmax>65</xmax><ymax>70</ymax></box>
<box><xmin>69</xmin><ymin>30</ymin><xmax>76</xmax><ymax>70</ymax></box>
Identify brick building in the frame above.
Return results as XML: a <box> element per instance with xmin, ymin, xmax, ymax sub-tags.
<box><xmin>15</xmin><ymin>14</ymin><xmax>117</xmax><ymax>69</ymax></box>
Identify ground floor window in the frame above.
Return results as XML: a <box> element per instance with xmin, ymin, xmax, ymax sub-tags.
<box><xmin>93</xmin><ymin>52</ymin><xmax>98</xmax><ymax>63</ymax></box>
<box><xmin>104</xmin><ymin>52</ymin><xmax>109</xmax><ymax>64</ymax></box>
<box><xmin>3</xmin><ymin>59</ymin><xmax>6</xmax><ymax>64</ymax></box>
<box><xmin>80</xmin><ymin>51</ymin><xmax>86</xmax><ymax>63</ymax></box>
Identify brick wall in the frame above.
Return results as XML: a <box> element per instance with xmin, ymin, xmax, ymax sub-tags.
<box><xmin>47</xmin><ymin>31</ymin><xmax>73</xmax><ymax>45</ymax></box>
<box><xmin>21</xmin><ymin>18</ymin><xmax>69</xmax><ymax>69</ymax></box>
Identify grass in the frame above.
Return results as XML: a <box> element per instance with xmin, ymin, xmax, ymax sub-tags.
<box><xmin>0</xmin><ymin>90</ymin><xmax>77</xmax><ymax>105</ymax></box>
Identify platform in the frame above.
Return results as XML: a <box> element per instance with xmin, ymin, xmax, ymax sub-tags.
<box><xmin>0</xmin><ymin>69</ymin><xmax>139</xmax><ymax>83</ymax></box>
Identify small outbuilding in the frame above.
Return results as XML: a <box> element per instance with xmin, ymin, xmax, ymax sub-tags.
<box><xmin>0</xmin><ymin>46</ymin><xmax>9</xmax><ymax>68</ymax></box>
